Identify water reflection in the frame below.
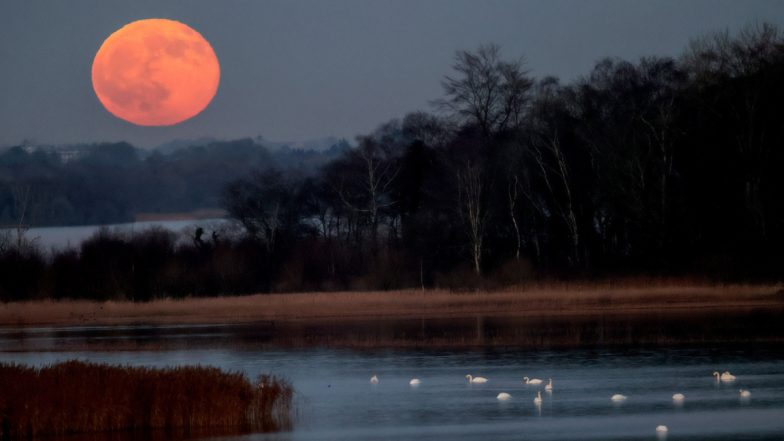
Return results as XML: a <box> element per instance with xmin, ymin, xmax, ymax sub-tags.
<box><xmin>2</xmin><ymin>308</ymin><xmax>782</xmax><ymax>351</ymax></box>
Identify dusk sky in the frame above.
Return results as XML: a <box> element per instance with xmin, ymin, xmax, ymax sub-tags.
<box><xmin>1</xmin><ymin>0</ymin><xmax>783</xmax><ymax>148</ymax></box>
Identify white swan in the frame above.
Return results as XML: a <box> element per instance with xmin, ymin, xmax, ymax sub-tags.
<box><xmin>545</xmin><ymin>378</ymin><xmax>553</xmax><ymax>391</ymax></box>
<box><xmin>739</xmin><ymin>389</ymin><xmax>751</xmax><ymax>398</ymax></box>
<box><xmin>534</xmin><ymin>391</ymin><xmax>542</xmax><ymax>404</ymax></box>
<box><xmin>713</xmin><ymin>371</ymin><xmax>736</xmax><ymax>381</ymax></box>
<box><xmin>611</xmin><ymin>394</ymin><xmax>627</xmax><ymax>402</ymax></box>
<box><xmin>497</xmin><ymin>392</ymin><xmax>511</xmax><ymax>401</ymax></box>
<box><xmin>466</xmin><ymin>374</ymin><xmax>488</xmax><ymax>383</ymax></box>
<box><xmin>656</xmin><ymin>425</ymin><xmax>668</xmax><ymax>433</ymax></box>
<box><xmin>672</xmin><ymin>393</ymin><xmax>685</xmax><ymax>401</ymax></box>
<box><xmin>524</xmin><ymin>376</ymin><xmax>543</xmax><ymax>385</ymax></box>
<box><xmin>409</xmin><ymin>378</ymin><xmax>421</xmax><ymax>386</ymax></box>
<box><xmin>370</xmin><ymin>375</ymin><xmax>379</xmax><ymax>384</ymax></box>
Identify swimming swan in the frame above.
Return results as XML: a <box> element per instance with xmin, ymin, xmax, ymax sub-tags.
<box><xmin>466</xmin><ymin>374</ymin><xmax>488</xmax><ymax>383</ymax></box>
<box><xmin>656</xmin><ymin>425</ymin><xmax>668</xmax><ymax>433</ymax></box>
<box><xmin>534</xmin><ymin>391</ymin><xmax>543</xmax><ymax>404</ymax></box>
<box><xmin>739</xmin><ymin>389</ymin><xmax>751</xmax><ymax>398</ymax></box>
<box><xmin>545</xmin><ymin>378</ymin><xmax>553</xmax><ymax>391</ymax></box>
<box><xmin>370</xmin><ymin>375</ymin><xmax>379</xmax><ymax>384</ymax></box>
<box><xmin>524</xmin><ymin>376</ymin><xmax>543</xmax><ymax>385</ymax></box>
<box><xmin>409</xmin><ymin>378</ymin><xmax>421</xmax><ymax>386</ymax></box>
<box><xmin>611</xmin><ymin>394</ymin><xmax>627</xmax><ymax>402</ymax></box>
<box><xmin>497</xmin><ymin>392</ymin><xmax>511</xmax><ymax>400</ymax></box>
<box><xmin>713</xmin><ymin>371</ymin><xmax>736</xmax><ymax>381</ymax></box>
<box><xmin>672</xmin><ymin>393</ymin><xmax>685</xmax><ymax>401</ymax></box>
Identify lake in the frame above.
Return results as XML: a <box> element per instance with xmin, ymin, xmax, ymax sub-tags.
<box><xmin>1</xmin><ymin>325</ymin><xmax>782</xmax><ymax>440</ymax></box>
<box><xmin>16</xmin><ymin>218</ymin><xmax>231</xmax><ymax>250</ymax></box>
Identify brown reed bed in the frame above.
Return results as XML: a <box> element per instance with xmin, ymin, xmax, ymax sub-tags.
<box><xmin>0</xmin><ymin>281</ymin><xmax>781</xmax><ymax>351</ymax></box>
<box><xmin>0</xmin><ymin>361</ymin><xmax>292</xmax><ymax>440</ymax></box>
<box><xmin>0</xmin><ymin>280</ymin><xmax>781</xmax><ymax>328</ymax></box>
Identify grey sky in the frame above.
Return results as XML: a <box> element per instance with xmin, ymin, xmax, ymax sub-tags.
<box><xmin>1</xmin><ymin>0</ymin><xmax>783</xmax><ymax>148</ymax></box>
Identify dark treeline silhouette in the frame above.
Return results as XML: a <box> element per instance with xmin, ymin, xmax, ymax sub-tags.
<box><xmin>223</xmin><ymin>24</ymin><xmax>784</xmax><ymax>286</ymax></box>
<box><xmin>0</xmin><ymin>227</ymin><xmax>275</xmax><ymax>301</ymax></box>
<box><xmin>0</xmin><ymin>138</ymin><xmax>348</xmax><ymax>226</ymax></box>
<box><xmin>1</xmin><ymin>24</ymin><xmax>783</xmax><ymax>301</ymax></box>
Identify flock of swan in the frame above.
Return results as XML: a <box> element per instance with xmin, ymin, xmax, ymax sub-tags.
<box><xmin>369</xmin><ymin>369</ymin><xmax>751</xmax><ymax>435</ymax></box>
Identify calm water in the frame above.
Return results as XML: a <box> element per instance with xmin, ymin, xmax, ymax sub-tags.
<box><xmin>1</xmin><ymin>326</ymin><xmax>783</xmax><ymax>440</ymax></box>
<box><xmin>18</xmin><ymin>218</ymin><xmax>230</xmax><ymax>250</ymax></box>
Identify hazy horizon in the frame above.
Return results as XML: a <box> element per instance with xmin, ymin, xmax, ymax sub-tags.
<box><xmin>1</xmin><ymin>134</ymin><xmax>348</xmax><ymax>152</ymax></box>
<box><xmin>2</xmin><ymin>0</ymin><xmax>783</xmax><ymax>148</ymax></box>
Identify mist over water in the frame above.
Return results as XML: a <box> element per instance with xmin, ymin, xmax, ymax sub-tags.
<box><xmin>1</xmin><ymin>328</ymin><xmax>782</xmax><ymax>440</ymax></box>
<box><xmin>24</xmin><ymin>218</ymin><xmax>230</xmax><ymax>251</ymax></box>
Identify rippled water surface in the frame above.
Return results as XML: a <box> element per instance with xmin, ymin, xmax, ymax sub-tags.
<box><xmin>1</xmin><ymin>328</ymin><xmax>782</xmax><ymax>441</ymax></box>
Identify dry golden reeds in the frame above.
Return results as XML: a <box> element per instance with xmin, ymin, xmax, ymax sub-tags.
<box><xmin>0</xmin><ymin>361</ymin><xmax>292</xmax><ymax>439</ymax></box>
<box><xmin>0</xmin><ymin>281</ymin><xmax>780</xmax><ymax>328</ymax></box>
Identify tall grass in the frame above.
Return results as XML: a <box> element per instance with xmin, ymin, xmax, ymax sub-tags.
<box><xmin>1</xmin><ymin>282</ymin><xmax>779</xmax><ymax>328</ymax></box>
<box><xmin>0</xmin><ymin>361</ymin><xmax>292</xmax><ymax>439</ymax></box>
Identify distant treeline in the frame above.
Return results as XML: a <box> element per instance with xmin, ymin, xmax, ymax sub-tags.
<box><xmin>0</xmin><ymin>138</ymin><xmax>348</xmax><ymax>226</ymax></box>
<box><xmin>1</xmin><ymin>24</ymin><xmax>784</xmax><ymax>301</ymax></box>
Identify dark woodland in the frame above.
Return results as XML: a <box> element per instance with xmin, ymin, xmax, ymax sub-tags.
<box><xmin>2</xmin><ymin>24</ymin><xmax>783</xmax><ymax>300</ymax></box>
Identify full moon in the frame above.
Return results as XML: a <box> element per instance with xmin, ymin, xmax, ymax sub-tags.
<box><xmin>92</xmin><ymin>19</ymin><xmax>220</xmax><ymax>126</ymax></box>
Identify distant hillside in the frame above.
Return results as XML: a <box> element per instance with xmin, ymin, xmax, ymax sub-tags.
<box><xmin>0</xmin><ymin>137</ymin><xmax>350</xmax><ymax>227</ymax></box>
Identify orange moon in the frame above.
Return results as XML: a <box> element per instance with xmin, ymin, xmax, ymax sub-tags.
<box><xmin>92</xmin><ymin>19</ymin><xmax>220</xmax><ymax>126</ymax></box>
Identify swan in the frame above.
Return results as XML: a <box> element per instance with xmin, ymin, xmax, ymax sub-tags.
<box><xmin>534</xmin><ymin>391</ymin><xmax>542</xmax><ymax>404</ymax></box>
<box><xmin>611</xmin><ymin>394</ymin><xmax>627</xmax><ymax>402</ymax></box>
<box><xmin>370</xmin><ymin>375</ymin><xmax>379</xmax><ymax>384</ymax></box>
<box><xmin>466</xmin><ymin>374</ymin><xmax>488</xmax><ymax>383</ymax></box>
<box><xmin>523</xmin><ymin>376</ymin><xmax>543</xmax><ymax>385</ymax></box>
<box><xmin>672</xmin><ymin>393</ymin><xmax>685</xmax><ymax>401</ymax></box>
<box><xmin>713</xmin><ymin>371</ymin><xmax>736</xmax><ymax>381</ymax></box>
<box><xmin>739</xmin><ymin>389</ymin><xmax>751</xmax><ymax>398</ymax></box>
<box><xmin>656</xmin><ymin>425</ymin><xmax>668</xmax><ymax>433</ymax></box>
<box><xmin>545</xmin><ymin>378</ymin><xmax>553</xmax><ymax>391</ymax></box>
<box><xmin>497</xmin><ymin>392</ymin><xmax>511</xmax><ymax>401</ymax></box>
<box><xmin>409</xmin><ymin>378</ymin><xmax>421</xmax><ymax>386</ymax></box>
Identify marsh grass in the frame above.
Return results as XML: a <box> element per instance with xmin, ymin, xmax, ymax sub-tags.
<box><xmin>0</xmin><ymin>361</ymin><xmax>292</xmax><ymax>440</ymax></box>
<box><xmin>0</xmin><ymin>281</ymin><xmax>781</xmax><ymax>351</ymax></box>
<box><xmin>0</xmin><ymin>280</ymin><xmax>780</xmax><ymax>328</ymax></box>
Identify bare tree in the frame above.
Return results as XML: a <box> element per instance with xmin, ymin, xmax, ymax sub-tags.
<box><xmin>401</xmin><ymin>111</ymin><xmax>453</xmax><ymax>148</ymax></box>
<box><xmin>328</xmin><ymin>138</ymin><xmax>400</xmax><ymax>249</ymax></box>
<box><xmin>684</xmin><ymin>22</ymin><xmax>783</xmax><ymax>81</ymax></box>
<box><xmin>637</xmin><ymin>57</ymin><xmax>685</xmax><ymax>246</ymax></box>
<box><xmin>683</xmin><ymin>23</ymin><xmax>784</xmax><ymax>238</ymax></box>
<box><xmin>11</xmin><ymin>185</ymin><xmax>31</xmax><ymax>250</ymax></box>
<box><xmin>525</xmin><ymin>80</ymin><xmax>581</xmax><ymax>266</ymax></box>
<box><xmin>456</xmin><ymin>161</ymin><xmax>487</xmax><ymax>274</ymax></box>
<box><xmin>437</xmin><ymin>44</ymin><xmax>533</xmax><ymax>137</ymax></box>
<box><xmin>223</xmin><ymin>169</ymin><xmax>299</xmax><ymax>254</ymax></box>
<box><xmin>529</xmin><ymin>130</ymin><xmax>580</xmax><ymax>266</ymax></box>
<box><xmin>507</xmin><ymin>174</ymin><xmax>522</xmax><ymax>260</ymax></box>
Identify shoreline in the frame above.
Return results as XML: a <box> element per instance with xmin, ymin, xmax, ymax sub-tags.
<box><xmin>1</xmin><ymin>283</ymin><xmax>781</xmax><ymax>328</ymax></box>
<box><xmin>0</xmin><ymin>282</ymin><xmax>784</xmax><ymax>352</ymax></box>
<box><xmin>1</xmin><ymin>283</ymin><xmax>782</xmax><ymax>349</ymax></box>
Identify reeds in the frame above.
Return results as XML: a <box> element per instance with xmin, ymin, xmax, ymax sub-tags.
<box><xmin>0</xmin><ymin>361</ymin><xmax>292</xmax><ymax>439</ymax></box>
<box><xmin>0</xmin><ymin>282</ymin><xmax>780</xmax><ymax>327</ymax></box>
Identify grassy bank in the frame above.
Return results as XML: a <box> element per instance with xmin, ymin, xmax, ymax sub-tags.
<box><xmin>0</xmin><ymin>281</ymin><xmax>781</xmax><ymax>327</ymax></box>
<box><xmin>0</xmin><ymin>281</ymin><xmax>782</xmax><ymax>349</ymax></box>
<box><xmin>0</xmin><ymin>361</ymin><xmax>292</xmax><ymax>439</ymax></box>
